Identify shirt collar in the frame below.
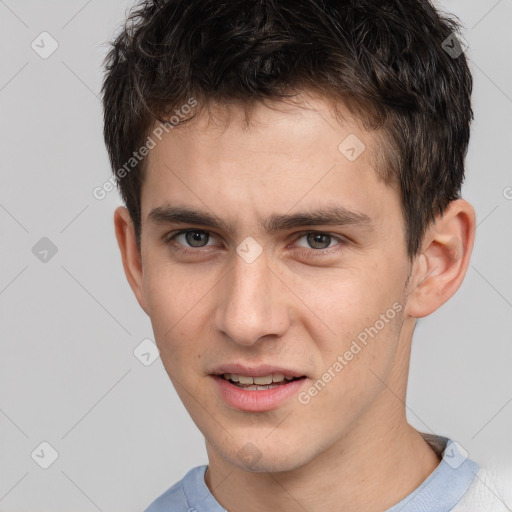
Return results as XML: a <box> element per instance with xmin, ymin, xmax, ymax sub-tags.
<box><xmin>385</xmin><ymin>435</ymin><xmax>479</xmax><ymax>512</ymax></box>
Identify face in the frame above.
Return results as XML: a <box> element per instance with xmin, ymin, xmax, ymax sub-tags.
<box><xmin>133</xmin><ymin>93</ymin><xmax>416</xmax><ymax>472</ymax></box>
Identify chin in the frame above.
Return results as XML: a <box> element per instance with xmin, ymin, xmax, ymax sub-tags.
<box><xmin>225</xmin><ymin>439</ymin><xmax>317</xmax><ymax>474</ymax></box>
<box><xmin>232</xmin><ymin>456</ymin><xmax>307</xmax><ymax>474</ymax></box>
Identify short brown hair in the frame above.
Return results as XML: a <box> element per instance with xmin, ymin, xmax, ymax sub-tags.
<box><xmin>101</xmin><ymin>0</ymin><xmax>473</xmax><ymax>260</ymax></box>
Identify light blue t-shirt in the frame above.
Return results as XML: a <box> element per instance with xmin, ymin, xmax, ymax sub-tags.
<box><xmin>144</xmin><ymin>435</ymin><xmax>479</xmax><ymax>512</ymax></box>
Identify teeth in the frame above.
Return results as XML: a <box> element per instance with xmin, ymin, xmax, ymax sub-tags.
<box><xmin>222</xmin><ymin>373</ymin><xmax>293</xmax><ymax>384</ymax></box>
<box><xmin>253</xmin><ymin>376</ymin><xmax>272</xmax><ymax>385</ymax></box>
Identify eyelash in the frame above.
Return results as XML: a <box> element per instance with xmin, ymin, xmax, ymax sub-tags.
<box><xmin>163</xmin><ymin>229</ymin><xmax>347</xmax><ymax>258</ymax></box>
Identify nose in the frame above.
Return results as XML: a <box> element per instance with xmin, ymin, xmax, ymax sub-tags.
<box><xmin>212</xmin><ymin>247</ymin><xmax>291</xmax><ymax>346</ymax></box>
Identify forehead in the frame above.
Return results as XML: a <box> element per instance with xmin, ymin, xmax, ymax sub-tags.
<box><xmin>140</xmin><ymin>93</ymin><xmax>398</xmax><ymax>235</ymax></box>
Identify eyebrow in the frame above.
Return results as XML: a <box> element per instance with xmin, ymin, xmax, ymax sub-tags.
<box><xmin>147</xmin><ymin>203</ymin><xmax>374</xmax><ymax>234</ymax></box>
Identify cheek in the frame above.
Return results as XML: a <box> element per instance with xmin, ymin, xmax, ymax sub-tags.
<box><xmin>301</xmin><ymin>265</ymin><xmax>400</xmax><ymax>341</ymax></box>
<box><xmin>144</xmin><ymin>259</ymin><xmax>203</xmax><ymax>324</ymax></box>
<box><xmin>301</xmin><ymin>311</ymin><xmax>403</xmax><ymax>428</ymax></box>
<box><xmin>143</xmin><ymin>263</ymin><xmax>216</xmax><ymax>364</ymax></box>
<box><xmin>303</xmin><ymin>267</ymin><xmax>404</xmax><ymax>395</ymax></box>
<box><xmin>143</xmin><ymin>267</ymin><xmax>188</xmax><ymax>349</ymax></box>
<box><xmin>145</xmin><ymin>271</ymin><xmax>179</xmax><ymax>329</ymax></box>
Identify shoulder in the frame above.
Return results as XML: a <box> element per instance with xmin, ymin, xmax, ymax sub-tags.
<box><xmin>143</xmin><ymin>465</ymin><xmax>208</xmax><ymax>512</ymax></box>
<box><xmin>453</xmin><ymin>464</ymin><xmax>512</xmax><ymax>512</ymax></box>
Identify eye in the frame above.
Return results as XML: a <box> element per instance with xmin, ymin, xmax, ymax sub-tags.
<box><xmin>166</xmin><ymin>229</ymin><xmax>218</xmax><ymax>250</ymax></box>
<box><xmin>294</xmin><ymin>232</ymin><xmax>344</xmax><ymax>252</ymax></box>
<box><xmin>299</xmin><ymin>231</ymin><xmax>342</xmax><ymax>250</ymax></box>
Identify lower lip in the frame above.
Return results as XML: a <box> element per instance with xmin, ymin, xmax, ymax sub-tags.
<box><xmin>211</xmin><ymin>375</ymin><xmax>307</xmax><ymax>412</ymax></box>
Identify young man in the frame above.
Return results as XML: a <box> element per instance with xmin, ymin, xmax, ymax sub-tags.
<box><xmin>102</xmin><ymin>0</ymin><xmax>511</xmax><ymax>510</ymax></box>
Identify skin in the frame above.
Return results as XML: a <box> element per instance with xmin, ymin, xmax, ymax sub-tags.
<box><xmin>114</xmin><ymin>92</ymin><xmax>476</xmax><ymax>512</ymax></box>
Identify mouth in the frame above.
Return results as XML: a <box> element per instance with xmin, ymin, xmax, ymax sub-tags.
<box><xmin>209</xmin><ymin>366</ymin><xmax>309</xmax><ymax>412</ymax></box>
<box><xmin>220</xmin><ymin>373</ymin><xmax>306</xmax><ymax>391</ymax></box>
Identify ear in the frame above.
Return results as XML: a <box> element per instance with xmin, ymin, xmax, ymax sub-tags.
<box><xmin>405</xmin><ymin>199</ymin><xmax>476</xmax><ymax>319</ymax></box>
<box><xmin>113</xmin><ymin>206</ymin><xmax>149</xmax><ymax>315</ymax></box>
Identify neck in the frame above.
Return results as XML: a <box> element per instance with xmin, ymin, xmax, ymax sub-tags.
<box><xmin>205</xmin><ymin>414</ymin><xmax>441</xmax><ymax>512</ymax></box>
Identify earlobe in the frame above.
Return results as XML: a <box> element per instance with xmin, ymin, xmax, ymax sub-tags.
<box><xmin>404</xmin><ymin>199</ymin><xmax>476</xmax><ymax>319</ymax></box>
<box><xmin>113</xmin><ymin>206</ymin><xmax>149</xmax><ymax>315</ymax></box>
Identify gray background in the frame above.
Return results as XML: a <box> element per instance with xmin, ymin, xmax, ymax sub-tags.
<box><xmin>0</xmin><ymin>1</ymin><xmax>511</xmax><ymax>511</ymax></box>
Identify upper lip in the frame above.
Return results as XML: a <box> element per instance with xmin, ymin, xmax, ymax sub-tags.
<box><xmin>210</xmin><ymin>363</ymin><xmax>306</xmax><ymax>378</ymax></box>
